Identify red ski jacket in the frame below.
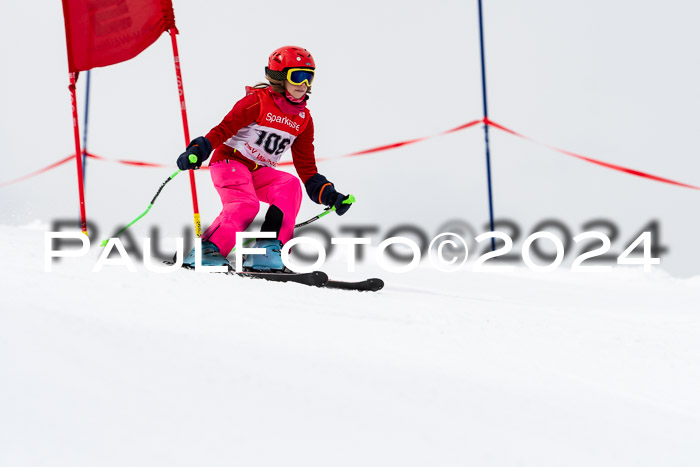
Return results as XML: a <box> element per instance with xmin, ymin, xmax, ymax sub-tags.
<box><xmin>205</xmin><ymin>88</ymin><xmax>318</xmax><ymax>183</ymax></box>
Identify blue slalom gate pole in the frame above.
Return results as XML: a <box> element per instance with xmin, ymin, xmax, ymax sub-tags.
<box><xmin>81</xmin><ymin>70</ymin><xmax>91</xmax><ymax>183</ymax></box>
<box><xmin>477</xmin><ymin>0</ymin><xmax>496</xmax><ymax>250</ymax></box>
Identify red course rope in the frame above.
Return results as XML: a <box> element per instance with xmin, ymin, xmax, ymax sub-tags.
<box><xmin>0</xmin><ymin>155</ymin><xmax>75</xmax><ymax>187</ymax></box>
<box><xmin>485</xmin><ymin>118</ymin><xmax>700</xmax><ymax>191</ymax></box>
<box><xmin>2</xmin><ymin>119</ymin><xmax>698</xmax><ymax>191</ymax></box>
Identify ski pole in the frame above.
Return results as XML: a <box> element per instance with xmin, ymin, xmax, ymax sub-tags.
<box><xmin>294</xmin><ymin>194</ymin><xmax>356</xmax><ymax>228</ymax></box>
<box><xmin>100</xmin><ymin>155</ymin><xmax>198</xmax><ymax>247</ymax></box>
<box><xmin>234</xmin><ymin>194</ymin><xmax>356</xmax><ymax>251</ymax></box>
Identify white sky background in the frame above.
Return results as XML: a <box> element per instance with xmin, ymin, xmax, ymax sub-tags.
<box><xmin>0</xmin><ymin>0</ymin><xmax>699</xmax><ymax>276</ymax></box>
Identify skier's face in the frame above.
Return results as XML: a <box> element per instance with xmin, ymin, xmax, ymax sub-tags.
<box><xmin>284</xmin><ymin>80</ymin><xmax>307</xmax><ymax>101</ymax></box>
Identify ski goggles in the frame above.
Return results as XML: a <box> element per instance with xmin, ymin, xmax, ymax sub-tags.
<box><xmin>286</xmin><ymin>68</ymin><xmax>315</xmax><ymax>86</ymax></box>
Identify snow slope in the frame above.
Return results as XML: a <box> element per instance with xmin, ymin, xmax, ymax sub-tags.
<box><xmin>2</xmin><ymin>224</ymin><xmax>699</xmax><ymax>467</ymax></box>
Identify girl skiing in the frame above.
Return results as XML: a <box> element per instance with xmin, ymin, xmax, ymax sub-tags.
<box><xmin>176</xmin><ymin>45</ymin><xmax>352</xmax><ymax>271</ymax></box>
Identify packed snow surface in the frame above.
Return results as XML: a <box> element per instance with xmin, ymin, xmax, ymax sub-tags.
<box><xmin>2</xmin><ymin>224</ymin><xmax>699</xmax><ymax>467</ymax></box>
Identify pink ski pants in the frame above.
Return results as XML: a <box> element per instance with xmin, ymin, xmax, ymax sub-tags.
<box><xmin>202</xmin><ymin>159</ymin><xmax>302</xmax><ymax>256</ymax></box>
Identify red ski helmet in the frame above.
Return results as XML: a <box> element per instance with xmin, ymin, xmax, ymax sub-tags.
<box><xmin>265</xmin><ymin>46</ymin><xmax>315</xmax><ymax>82</ymax></box>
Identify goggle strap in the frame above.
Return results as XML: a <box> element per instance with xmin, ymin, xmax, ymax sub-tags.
<box><xmin>265</xmin><ymin>67</ymin><xmax>287</xmax><ymax>81</ymax></box>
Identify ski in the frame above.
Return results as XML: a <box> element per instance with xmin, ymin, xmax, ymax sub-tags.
<box><xmin>164</xmin><ymin>261</ymin><xmax>382</xmax><ymax>291</ymax></box>
<box><xmin>324</xmin><ymin>278</ymin><xmax>384</xmax><ymax>292</ymax></box>
<box><xmin>164</xmin><ymin>261</ymin><xmax>328</xmax><ymax>287</ymax></box>
<box><xmin>233</xmin><ymin>269</ymin><xmax>328</xmax><ymax>287</ymax></box>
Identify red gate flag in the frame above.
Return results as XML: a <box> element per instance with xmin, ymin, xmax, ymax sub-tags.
<box><xmin>62</xmin><ymin>0</ymin><xmax>176</xmax><ymax>72</ymax></box>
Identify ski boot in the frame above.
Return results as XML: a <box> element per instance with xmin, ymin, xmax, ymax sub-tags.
<box><xmin>242</xmin><ymin>239</ymin><xmax>286</xmax><ymax>272</ymax></box>
<box><xmin>182</xmin><ymin>240</ymin><xmax>230</xmax><ymax>268</ymax></box>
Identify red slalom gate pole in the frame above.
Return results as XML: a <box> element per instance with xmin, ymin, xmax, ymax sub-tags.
<box><xmin>169</xmin><ymin>28</ymin><xmax>202</xmax><ymax>237</ymax></box>
<box><xmin>68</xmin><ymin>72</ymin><xmax>88</xmax><ymax>235</ymax></box>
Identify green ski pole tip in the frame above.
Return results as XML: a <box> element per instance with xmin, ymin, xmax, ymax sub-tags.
<box><xmin>100</xmin><ymin>239</ymin><xmax>108</xmax><ymax>247</ymax></box>
<box><xmin>188</xmin><ymin>154</ymin><xmax>198</xmax><ymax>163</ymax></box>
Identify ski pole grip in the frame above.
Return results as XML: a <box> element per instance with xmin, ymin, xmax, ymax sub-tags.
<box><xmin>330</xmin><ymin>194</ymin><xmax>355</xmax><ymax>212</ymax></box>
<box><xmin>188</xmin><ymin>154</ymin><xmax>198</xmax><ymax>164</ymax></box>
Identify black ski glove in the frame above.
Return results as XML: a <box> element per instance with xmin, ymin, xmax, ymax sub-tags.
<box><xmin>176</xmin><ymin>136</ymin><xmax>212</xmax><ymax>170</ymax></box>
<box><xmin>304</xmin><ymin>173</ymin><xmax>352</xmax><ymax>216</ymax></box>
<box><xmin>329</xmin><ymin>192</ymin><xmax>353</xmax><ymax>216</ymax></box>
